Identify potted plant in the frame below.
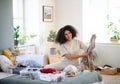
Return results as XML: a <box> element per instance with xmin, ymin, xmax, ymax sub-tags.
<box><xmin>18</xmin><ymin>33</ymin><xmax>37</xmax><ymax>45</ymax></box>
<box><xmin>107</xmin><ymin>22</ymin><xmax>120</xmax><ymax>42</ymax></box>
<box><xmin>18</xmin><ymin>33</ymin><xmax>27</xmax><ymax>45</ymax></box>
<box><xmin>47</xmin><ymin>30</ymin><xmax>57</xmax><ymax>55</ymax></box>
<box><xmin>14</xmin><ymin>26</ymin><xmax>20</xmax><ymax>46</ymax></box>
<box><xmin>47</xmin><ymin>30</ymin><xmax>56</xmax><ymax>42</ymax></box>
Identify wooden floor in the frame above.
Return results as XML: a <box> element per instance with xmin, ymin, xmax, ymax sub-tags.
<box><xmin>101</xmin><ymin>73</ymin><xmax>120</xmax><ymax>84</ymax></box>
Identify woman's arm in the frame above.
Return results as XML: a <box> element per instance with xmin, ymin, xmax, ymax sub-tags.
<box><xmin>63</xmin><ymin>52</ymin><xmax>89</xmax><ymax>60</ymax></box>
<box><xmin>80</xmin><ymin>41</ymin><xmax>88</xmax><ymax>51</ymax></box>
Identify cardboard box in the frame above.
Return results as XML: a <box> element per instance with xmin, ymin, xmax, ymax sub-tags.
<box><xmin>99</xmin><ymin>68</ymin><xmax>117</xmax><ymax>75</ymax></box>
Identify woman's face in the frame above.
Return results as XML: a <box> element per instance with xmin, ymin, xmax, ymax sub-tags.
<box><xmin>64</xmin><ymin>30</ymin><xmax>72</xmax><ymax>41</ymax></box>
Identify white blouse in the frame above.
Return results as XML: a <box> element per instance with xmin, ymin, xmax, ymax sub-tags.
<box><xmin>59</xmin><ymin>38</ymin><xmax>87</xmax><ymax>65</ymax></box>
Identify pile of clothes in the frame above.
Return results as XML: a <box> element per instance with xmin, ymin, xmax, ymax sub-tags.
<box><xmin>95</xmin><ymin>65</ymin><xmax>120</xmax><ymax>75</ymax></box>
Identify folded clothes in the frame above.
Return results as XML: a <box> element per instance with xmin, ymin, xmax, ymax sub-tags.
<box><xmin>95</xmin><ymin>64</ymin><xmax>113</xmax><ymax>71</ymax></box>
<box><xmin>17</xmin><ymin>64</ymin><xmax>27</xmax><ymax>67</ymax></box>
<box><xmin>103</xmin><ymin>64</ymin><xmax>112</xmax><ymax>69</ymax></box>
<box><xmin>40</xmin><ymin>68</ymin><xmax>56</xmax><ymax>73</ymax></box>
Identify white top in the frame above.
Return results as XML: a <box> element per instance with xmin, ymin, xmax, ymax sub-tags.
<box><xmin>59</xmin><ymin>39</ymin><xmax>87</xmax><ymax>65</ymax></box>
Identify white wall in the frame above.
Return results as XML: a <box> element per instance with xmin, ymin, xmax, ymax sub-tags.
<box><xmin>55</xmin><ymin>0</ymin><xmax>83</xmax><ymax>40</ymax></box>
<box><xmin>39</xmin><ymin>0</ymin><xmax>56</xmax><ymax>55</ymax></box>
<box><xmin>95</xmin><ymin>43</ymin><xmax>120</xmax><ymax>68</ymax></box>
<box><xmin>24</xmin><ymin>0</ymin><xmax>55</xmax><ymax>54</ymax></box>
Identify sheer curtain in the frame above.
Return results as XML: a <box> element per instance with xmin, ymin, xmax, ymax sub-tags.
<box><xmin>13</xmin><ymin>0</ymin><xmax>46</xmax><ymax>54</ymax></box>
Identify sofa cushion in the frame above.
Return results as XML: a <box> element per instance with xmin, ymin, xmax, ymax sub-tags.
<box><xmin>2</xmin><ymin>49</ymin><xmax>16</xmax><ymax>65</ymax></box>
<box><xmin>0</xmin><ymin>55</ymin><xmax>13</xmax><ymax>72</ymax></box>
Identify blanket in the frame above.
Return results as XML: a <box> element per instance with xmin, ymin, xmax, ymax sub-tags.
<box><xmin>0</xmin><ymin>70</ymin><xmax>102</xmax><ymax>84</ymax></box>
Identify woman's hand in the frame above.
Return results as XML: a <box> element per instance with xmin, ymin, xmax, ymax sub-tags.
<box><xmin>88</xmin><ymin>51</ymin><xmax>93</xmax><ymax>57</ymax></box>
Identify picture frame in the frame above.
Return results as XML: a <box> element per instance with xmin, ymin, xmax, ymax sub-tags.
<box><xmin>43</xmin><ymin>6</ymin><xmax>53</xmax><ymax>22</ymax></box>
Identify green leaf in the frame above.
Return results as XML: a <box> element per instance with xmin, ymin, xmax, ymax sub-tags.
<box><xmin>47</xmin><ymin>30</ymin><xmax>56</xmax><ymax>42</ymax></box>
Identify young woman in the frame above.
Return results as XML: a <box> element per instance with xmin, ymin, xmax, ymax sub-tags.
<box><xmin>45</xmin><ymin>25</ymin><xmax>89</xmax><ymax>70</ymax></box>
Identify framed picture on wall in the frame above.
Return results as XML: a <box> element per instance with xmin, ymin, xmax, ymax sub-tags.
<box><xmin>43</xmin><ymin>6</ymin><xmax>53</xmax><ymax>22</ymax></box>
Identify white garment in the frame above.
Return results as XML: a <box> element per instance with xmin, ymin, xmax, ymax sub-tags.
<box><xmin>60</xmin><ymin>38</ymin><xmax>87</xmax><ymax>66</ymax></box>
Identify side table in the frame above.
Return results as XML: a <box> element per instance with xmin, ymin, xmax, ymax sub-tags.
<box><xmin>48</xmin><ymin>55</ymin><xmax>62</xmax><ymax>64</ymax></box>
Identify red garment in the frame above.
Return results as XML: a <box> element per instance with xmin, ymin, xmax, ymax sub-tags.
<box><xmin>40</xmin><ymin>68</ymin><xmax>56</xmax><ymax>73</ymax></box>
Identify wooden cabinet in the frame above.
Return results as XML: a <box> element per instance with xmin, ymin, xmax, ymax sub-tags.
<box><xmin>48</xmin><ymin>55</ymin><xmax>62</xmax><ymax>64</ymax></box>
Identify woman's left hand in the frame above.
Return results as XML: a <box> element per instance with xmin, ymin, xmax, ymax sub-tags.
<box><xmin>88</xmin><ymin>51</ymin><xmax>93</xmax><ymax>57</ymax></box>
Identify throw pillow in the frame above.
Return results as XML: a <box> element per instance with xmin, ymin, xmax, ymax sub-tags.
<box><xmin>0</xmin><ymin>55</ymin><xmax>13</xmax><ymax>72</ymax></box>
<box><xmin>2</xmin><ymin>49</ymin><xmax>16</xmax><ymax>65</ymax></box>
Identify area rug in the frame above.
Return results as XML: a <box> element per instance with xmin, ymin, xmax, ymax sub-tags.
<box><xmin>102</xmin><ymin>74</ymin><xmax>120</xmax><ymax>84</ymax></box>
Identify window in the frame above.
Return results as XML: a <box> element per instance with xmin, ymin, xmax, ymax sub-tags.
<box><xmin>12</xmin><ymin>0</ymin><xmax>40</xmax><ymax>46</ymax></box>
<box><xmin>13</xmin><ymin>0</ymin><xmax>24</xmax><ymax>34</ymax></box>
<box><xmin>83</xmin><ymin>0</ymin><xmax>120</xmax><ymax>43</ymax></box>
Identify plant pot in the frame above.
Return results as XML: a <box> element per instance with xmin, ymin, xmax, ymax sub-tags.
<box><xmin>14</xmin><ymin>40</ymin><xmax>19</xmax><ymax>46</ymax></box>
<box><xmin>110</xmin><ymin>38</ymin><xmax>119</xmax><ymax>43</ymax></box>
<box><xmin>50</xmin><ymin>48</ymin><xmax>56</xmax><ymax>55</ymax></box>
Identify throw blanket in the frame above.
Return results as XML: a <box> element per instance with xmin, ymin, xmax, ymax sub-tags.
<box><xmin>0</xmin><ymin>70</ymin><xmax>102</xmax><ymax>84</ymax></box>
